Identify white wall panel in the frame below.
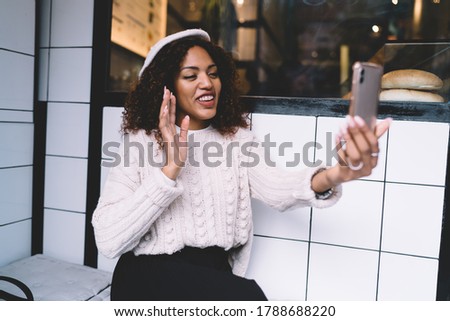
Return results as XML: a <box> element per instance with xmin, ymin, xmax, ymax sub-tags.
<box><xmin>0</xmin><ymin>220</ymin><xmax>32</xmax><ymax>267</ymax></box>
<box><xmin>44</xmin><ymin>156</ymin><xmax>88</xmax><ymax>213</ymax></box>
<box><xmin>50</xmin><ymin>0</ymin><xmax>94</xmax><ymax>47</ymax></box>
<box><xmin>0</xmin><ymin>0</ymin><xmax>35</xmax><ymax>54</ymax></box>
<box><xmin>43</xmin><ymin>208</ymin><xmax>85</xmax><ymax>265</ymax></box>
<box><xmin>246</xmin><ymin>236</ymin><xmax>309</xmax><ymax>300</ymax></box>
<box><xmin>386</xmin><ymin>121</ymin><xmax>449</xmax><ymax>186</ymax></box>
<box><xmin>46</xmin><ymin>102</ymin><xmax>90</xmax><ymax>158</ymax></box>
<box><xmin>307</xmin><ymin>244</ymin><xmax>379</xmax><ymax>300</ymax></box>
<box><xmin>378</xmin><ymin>253</ymin><xmax>438</xmax><ymax>300</ymax></box>
<box><xmin>0</xmin><ymin>123</ymin><xmax>34</xmax><ymax>168</ymax></box>
<box><xmin>0</xmin><ymin>110</ymin><xmax>33</xmax><ymax>123</ymax></box>
<box><xmin>311</xmin><ymin>180</ymin><xmax>384</xmax><ymax>250</ymax></box>
<box><xmin>251</xmin><ymin>113</ymin><xmax>316</xmax><ymax>170</ymax></box>
<box><xmin>0</xmin><ymin>167</ymin><xmax>33</xmax><ymax>226</ymax></box>
<box><xmin>382</xmin><ymin>183</ymin><xmax>445</xmax><ymax>258</ymax></box>
<box><xmin>252</xmin><ymin>199</ymin><xmax>311</xmax><ymax>241</ymax></box>
<box><xmin>0</xmin><ymin>51</ymin><xmax>34</xmax><ymax>110</ymax></box>
<box><xmin>47</xmin><ymin>48</ymin><xmax>92</xmax><ymax>102</ymax></box>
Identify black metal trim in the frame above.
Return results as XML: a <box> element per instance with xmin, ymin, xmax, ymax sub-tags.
<box><xmin>84</xmin><ymin>0</ymin><xmax>113</xmax><ymax>268</ymax></box>
<box><xmin>32</xmin><ymin>0</ymin><xmax>45</xmax><ymax>255</ymax></box>
<box><xmin>242</xmin><ymin>96</ymin><xmax>450</xmax><ymax>123</ymax></box>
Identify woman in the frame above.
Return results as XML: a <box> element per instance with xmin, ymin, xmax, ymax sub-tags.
<box><xmin>92</xmin><ymin>29</ymin><xmax>390</xmax><ymax>301</ymax></box>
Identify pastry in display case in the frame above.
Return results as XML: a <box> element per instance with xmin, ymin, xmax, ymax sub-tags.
<box><xmin>378</xmin><ymin>42</ymin><xmax>449</xmax><ymax>103</ymax></box>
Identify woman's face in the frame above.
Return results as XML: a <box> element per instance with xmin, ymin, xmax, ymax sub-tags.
<box><xmin>174</xmin><ymin>46</ymin><xmax>222</xmax><ymax>130</ymax></box>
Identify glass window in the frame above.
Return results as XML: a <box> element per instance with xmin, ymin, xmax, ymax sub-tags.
<box><xmin>108</xmin><ymin>0</ymin><xmax>449</xmax><ymax>101</ymax></box>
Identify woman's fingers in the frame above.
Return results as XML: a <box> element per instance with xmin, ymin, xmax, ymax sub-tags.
<box><xmin>159</xmin><ymin>87</ymin><xmax>177</xmax><ymax>140</ymax></box>
<box><xmin>169</xmin><ymin>94</ymin><xmax>176</xmax><ymax>126</ymax></box>
<box><xmin>375</xmin><ymin>117</ymin><xmax>392</xmax><ymax>138</ymax></box>
<box><xmin>179</xmin><ymin>115</ymin><xmax>190</xmax><ymax>143</ymax></box>
<box><xmin>342</xmin><ymin>116</ymin><xmax>381</xmax><ymax>173</ymax></box>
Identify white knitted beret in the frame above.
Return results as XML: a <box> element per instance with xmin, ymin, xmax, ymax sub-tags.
<box><xmin>138</xmin><ymin>29</ymin><xmax>211</xmax><ymax>78</ymax></box>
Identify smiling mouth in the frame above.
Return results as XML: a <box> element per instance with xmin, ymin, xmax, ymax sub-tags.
<box><xmin>197</xmin><ymin>95</ymin><xmax>214</xmax><ymax>102</ymax></box>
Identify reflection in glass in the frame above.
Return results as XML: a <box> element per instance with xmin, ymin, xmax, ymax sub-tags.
<box><xmin>108</xmin><ymin>0</ymin><xmax>449</xmax><ymax>101</ymax></box>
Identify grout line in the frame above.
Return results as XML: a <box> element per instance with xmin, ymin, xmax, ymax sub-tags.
<box><xmin>44</xmin><ymin>207</ymin><xmax>86</xmax><ymax>215</ymax></box>
<box><xmin>0</xmin><ymin>218</ymin><xmax>32</xmax><ymax>228</ymax></box>
<box><xmin>0</xmin><ymin>165</ymin><xmax>33</xmax><ymax>170</ymax></box>
<box><xmin>253</xmin><ymin>233</ymin><xmax>309</xmax><ymax>244</ymax></box>
<box><xmin>0</xmin><ymin>121</ymin><xmax>34</xmax><ymax>124</ymax></box>
<box><xmin>46</xmin><ymin>100</ymin><xmax>91</xmax><ymax>104</ymax></box>
<box><xmin>376</xmin><ymin>127</ymin><xmax>390</xmax><ymax>300</ymax></box>
<box><xmin>42</xmin><ymin>46</ymin><xmax>93</xmax><ymax>49</ymax></box>
<box><xmin>0</xmin><ymin>47</ymin><xmax>34</xmax><ymax>57</ymax></box>
<box><xmin>305</xmin><ymin>116</ymin><xmax>320</xmax><ymax>301</ymax></box>
<box><xmin>0</xmin><ymin>108</ymin><xmax>34</xmax><ymax>113</ymax></box>
<box><xmin>46</xmin><ymin>154</ymin><xmax>88</xmax><ymax>160</ymax></box>
<box><xmin>380</xmin><ymin>250</ymin><xmax>439</xmax><ymax>261</ymax></box>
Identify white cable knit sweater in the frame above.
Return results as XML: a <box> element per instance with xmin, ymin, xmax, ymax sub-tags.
<box><xmin>92</xmin><ymin>126</ymin><xmax>342</xmax><ymax>276</ymax></box>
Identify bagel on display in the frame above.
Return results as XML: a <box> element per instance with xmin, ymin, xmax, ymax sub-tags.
<box><xmin>380</xmin><ymin>89</ymin><xmax>444</xmax><ymax>103</ymax></box>
<box><xmin>379</xmin><ymin>69</ymin><xmax>445</xmax><ymax>102</ymax></box>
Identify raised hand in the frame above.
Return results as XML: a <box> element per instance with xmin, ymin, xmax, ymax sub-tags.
<box><xmin>311</xmin><ymin>115</ymin><xmax>391</xmax><ymax>193</ymax></box>
<box><xmin>333</xmin><ymin>115</ymin><xmax>391</xmax><ymax>183</ymax></box>
<box><xmin>159</xmin><ymin>87</ymin><xmax>190</xmax><ymax>180</ymax></box>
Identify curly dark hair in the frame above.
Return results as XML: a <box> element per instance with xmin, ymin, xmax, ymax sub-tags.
<box><xmin>122</xmin><ymin>36</ymin><xmax>249</xmax><ymax>142</ymax></box>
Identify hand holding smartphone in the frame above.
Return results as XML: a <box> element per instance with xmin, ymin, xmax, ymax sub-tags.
<box><xmin>348</xmin><ymin>62</ymin><xmax>383</xmax><ymax>131</ymax></box>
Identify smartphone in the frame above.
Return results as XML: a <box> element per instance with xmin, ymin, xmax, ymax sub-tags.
<box><xmin>348</xmin><ymin>62</ymin><xmax>383</xmax><ymax>131</ymax></box>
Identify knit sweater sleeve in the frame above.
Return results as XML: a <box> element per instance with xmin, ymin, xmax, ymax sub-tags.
<box><xmin>245</xmin><ymin>131</ymin><xmax>342</xmax><ymax>211</ymax></box>
<box><xmin>91</xmin><ymin>132</ymin><xmax>184</xmax><ymax>258</ymax></box>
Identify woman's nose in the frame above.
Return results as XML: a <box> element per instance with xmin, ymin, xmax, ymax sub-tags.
<box><xmin>198</xmin><ymin>73</ymin><xmax>213</xmax><ymax>88</ymax></box>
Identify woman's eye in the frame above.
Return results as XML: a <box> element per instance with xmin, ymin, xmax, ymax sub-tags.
<box><xmin>183</xmin><ymin>75</ymin><xmax>196</xmax><ymax>80</ymax></box>
<box><xmin>209</xmin><ymin>72</ymin><xmax>219</xmax><ymax>78</ymax></box>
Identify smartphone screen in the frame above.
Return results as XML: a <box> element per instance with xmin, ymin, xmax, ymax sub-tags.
<box><xmin>348</xmin><ymin>62</ymin><xmax>383</xmax><ymax>131</ymax></box>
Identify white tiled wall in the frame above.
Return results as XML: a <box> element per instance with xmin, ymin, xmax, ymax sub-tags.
<box><xmin>96</xmin><ymin>110</ymin><xmax>449</xmax><ymax>299</ymax></box>
<box><xmin>96</xmin><ymin>107</ymin><xmax>124</xmax><ymax>272</ymax></box>
<box><xmin>38</xmin><ymin>0</ymin><xmax>94</xmax><ymax>265</ymax></box>
<box><xmin>248</xmin><ymin>113</ymin><xmax>449</xmax><ymax>300</ymax></box>
<box><xmin>43</xmin><ymin>208</ymin><xmax>86</xmax><ymax>264</ymax></box>
<box><xmin>0</xmin><ymin>0</ymin><xmax>35</xmax><ymax>266</ymax></box>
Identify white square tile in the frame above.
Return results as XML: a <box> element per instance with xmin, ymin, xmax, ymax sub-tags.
<box><xmin>0</xmin><ymin>123</ymin><xmax>34</xmax><ymax>168</ymax></box>
<box><xmin>0</xmin><ymin>167</ymin><xmax>33</xmax><ymax>225</ymax></box>
<box><xmin>100</xmin><ymin>164</ymin><xmax>111</xmax><ymax>194</ymax></box>
<box><xmin>39</xmin><ymin>0</ymin><xmax>52</xmax><ymax>47</ymax></box>
<box><xmin>43</xmin><ymin>208</ymin><xmax>85</xmax><ymax>265</ymax></box>
<box><xmin>246</xmin><ymin>236</ymin><xmax>309</xmax><ymax>300</ymax></box>
<box><xmin>38</xmin><ymin>49</ymin><xmax>49</xmax><ymax>101</ymax></box>
<box><xmin>307</xmin><ymin>244</ymin><xmax>378</xmax><ymax>300</ymax></box>
<box><xmin>0</xmin><ymin>51</ymin><xmax>34</xmax><ymax>110</ymax></box>
<box><xmin>386</xmin><ymin>121</ymin><xmax>449</xmax><ymax>186</ymax></box>
<box><xmin>0</xmin><ymin>220</ymin><xmax>32</xmax><ymax>267</ymax></box>
<box><xmin>315</xmin><ymin>117</ymin><xmax>388</xmax><ymax>181</ymax></box>
<box><xmin>50</xmin><ymin>0</ymin><xmax>94</xmax><ymax>47</ymax></box>
<box><xmin>252</xmin><ymin>198</ymin><xmax>311</xmax><ymax>241</ymax></box>
<box><xmin>44</xmin><ymin>156</ymin><xmax>88</xmax><ymax>213</ymax></box>
<box><xmin>46</xmin><ymin>102</ymin><xmax>90</xmax><ymax>158</ymax></box>
<box><xmin>48</xmin><ymin>48</ymin><xmax>92</xmax><ymax>103</ymax></box>
<box><xmin>311</xmin><ymin>180</ymin><xmax>384</xmax><ymax>250</ymax></box>
<box><xmin>382</xmin><ymin>183</ymin><xmax>445</xmax><ymax>258</ymax></box>
<box><xmin>0</xmin><ymin>110</ymin><xmax>33</xmax><ymax>123</ymax></box>
<box><xmin>378</xmin><ymin>253</ymin><xmax>438</xmax><ymax>300</ymax></box>
<box><xmin>251</xmin><ymin>113</ymin><xmax>316</xmax><ymax>170</ymax></box>
<box><xmin>0</xmin><ymin>0</ymin><xmax>35</xmax><ymax>54</ymax></box>
<box><xmin>102</xmin><ymin>107</ymin><xmax>124</xmax><ymax>150</ymax></box>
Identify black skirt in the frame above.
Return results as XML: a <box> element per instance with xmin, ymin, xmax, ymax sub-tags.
<box><xmin>110</xmin><ymin>246</ymin><xmax>267</xmax><ymax>301</ymax></box>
